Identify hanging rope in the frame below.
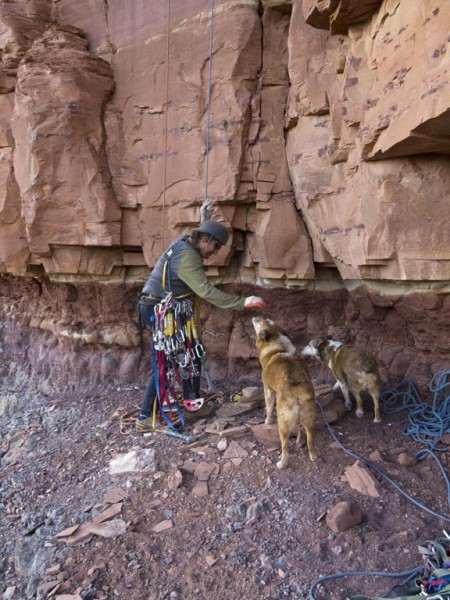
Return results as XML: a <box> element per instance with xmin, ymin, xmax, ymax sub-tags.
<box><xmin>201</xmin><ymin>0</ymin><xmax>215</xmax><ymax>224</ymax></box>
<box><xmin>198</xmin><ymin>0</ymin><xmax>216</xmax><ymax>390</ymax></box>
<box><xmin>163</xmin><ymin>0</ymin><xmax>214</xmax><ymax>230</ymax></box>
<box><xmin>162</xmin><ymin>0</ymin><xmax>171</xmax><ymax>249</ymax></box>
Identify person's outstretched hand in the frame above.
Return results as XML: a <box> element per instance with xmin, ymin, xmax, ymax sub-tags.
<box><xmin>244</xmin><ymin>296</ymin><xmax>267</xmax><ymax>310</ymax></box>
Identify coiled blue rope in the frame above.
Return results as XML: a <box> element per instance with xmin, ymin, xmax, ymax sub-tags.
<box><xmin>308</xmin><ymin>370</ymin><xmax>450</xmax><ymax>600</ymax></box>
<box><xmin>382</xmin><ymin>370</ymin><xmax>450</xmax><ymax>452</ymax></box>
<box><xmin>382</xmin><ymin>370</ymin><xmax>450</xmax><ymax>505</ymax></box>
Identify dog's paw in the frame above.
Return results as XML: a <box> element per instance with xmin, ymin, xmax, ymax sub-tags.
<box><xmin>373</xmin><ymin>416</ymin><xmax>382</xmax><ymax>423</ymax></box>
<box><xmin>309</xmin><ymin>452</ymin><xmax>318</xmax><ymax>462</ymax></box>
<box><xmin>264</xmin><ymin>418</ymin><xmax>274</xmax><ymax>426</ymax></box>
<box><xmin>277</xmin><ymin>457</ymin><xmax>288</xmax><ymax>469</ymax></box>
<box><xmin>356</xmin><ymin>409</ymin><xmax>364</xmax><ymax>418</ymax></box>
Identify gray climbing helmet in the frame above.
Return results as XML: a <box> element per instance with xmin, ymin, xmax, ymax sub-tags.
<box><xmin>192</xmin><ymin>220</ymin><xmax>229</xmax><ymax>246</ymax></box>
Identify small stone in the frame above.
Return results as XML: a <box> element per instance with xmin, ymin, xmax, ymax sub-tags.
<box><xmin>205</xmin><ymin>555</ymin><xmax>218</xmax><ymax>566</ymax></box>
<box><xmin>217</xmin><ymin>438</ymin><xmax>228</xmax><ymax>451</ymax></box>
<box><xmin>398</xmin><ymin>452</ymin><xmax>418</xmax><ymax>467</ymax></box>
<box><xmin>46</xmin><ymin>565</ymin><xmax>62</xmax><ymax>576</ymax></box>
<box><xmin>153</xmin><ymin>519</ymin><xmax>173</xmax><ymax>533</ymax></box>
<box><xmin>326</xmin><ymin>501</ymin><xmax>363</xmax><ymax>533</ymax></box>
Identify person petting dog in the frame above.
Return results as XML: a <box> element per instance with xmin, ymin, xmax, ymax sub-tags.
<box><xmin>136</xmin><ymin>220</ymin><xmax>267</xmax><ymax>433</ymax></box>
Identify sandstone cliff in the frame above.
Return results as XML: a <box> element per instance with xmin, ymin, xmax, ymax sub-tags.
<box><xmin>0</xmin><ymin>0</ymin><xmax>449</xmax><ymax>391</ymax></box>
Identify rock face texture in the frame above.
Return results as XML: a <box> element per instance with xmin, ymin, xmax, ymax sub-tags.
<box><xmin>0</xmin><ymin>0</ymin><xmax>449</xmax><ymax>391</ymax></box>
<box><xmin>288</xmin><ymin>0</ymin><xmax>450</xmax><ymax>281</ymax></box>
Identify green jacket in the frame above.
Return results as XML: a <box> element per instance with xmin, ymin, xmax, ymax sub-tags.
<box><xmin>142</xmin><ymin>236</ymin><xmax>246</xmax><ymax>310</ymax></box>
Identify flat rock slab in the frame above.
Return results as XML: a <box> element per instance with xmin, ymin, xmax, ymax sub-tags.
<box><xmin>216</xmin><ymin>401</ymin><xmax>260</xmax><ymax>419</ymax></box>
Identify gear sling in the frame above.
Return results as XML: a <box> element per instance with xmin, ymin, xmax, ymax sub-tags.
<box><xmin>147</xmin><ymin>248</ymin><xmax>206</xmax><ymax>432</ymax></box>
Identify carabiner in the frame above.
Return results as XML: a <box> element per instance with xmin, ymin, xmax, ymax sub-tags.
<box><xmin>195</xmin><ymin>343</ymin><xmax>205</xmax><ymax>358</ymax></box>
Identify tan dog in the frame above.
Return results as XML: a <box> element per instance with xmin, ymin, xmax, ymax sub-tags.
<box><xmin>252</xmin><ymin>317</ymin><xmax>317</xmax><ymax>469</ymax></box>
<box><xmin>301</xmin><ymin>337</ymin><xmax>381</xmax><ymax>423</ymax></box>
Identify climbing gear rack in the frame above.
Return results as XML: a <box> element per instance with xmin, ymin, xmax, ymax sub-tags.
<box><xmin>151</xmin><ymin>292</ymin><xmax>207</xmax><ymax>431</ymax></box>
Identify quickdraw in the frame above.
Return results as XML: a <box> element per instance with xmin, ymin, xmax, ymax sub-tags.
<box><xmin>151</xmin><ymin>292</ymin><xmax>205</xmax><ymax>432</ymax></box>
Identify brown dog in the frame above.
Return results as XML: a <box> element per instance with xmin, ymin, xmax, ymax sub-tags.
<box><xmin>252</xmin><ymin>317</ymin><xmax>317</xmax><ymax>469</ymax></box>
<box><xmin>301</xmin><ymin>337</ymin><xmax>381</xmax><ymax>423</ymax></box>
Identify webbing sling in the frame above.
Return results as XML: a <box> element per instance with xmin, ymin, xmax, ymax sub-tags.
<box><xmin>161</xmin><ymin>252</ymin><xmax>193</xmax><ymax>300</ymax></box>
<box><xmin>151</xmin><ymin>311</ymin><xmax>185</xmax><ymax>432</ymax></box>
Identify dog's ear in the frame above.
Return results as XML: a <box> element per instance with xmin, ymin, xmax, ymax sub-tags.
<box><xmin>258</xmin><ymin>329</ymin><xmax>271</xmax><ymax>342</ymax></box>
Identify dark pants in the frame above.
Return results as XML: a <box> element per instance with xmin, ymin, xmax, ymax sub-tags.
<box><xmin>139</xmin><ymin>302</ymin><xmax>202</xmax><ymax>418</ymax></box>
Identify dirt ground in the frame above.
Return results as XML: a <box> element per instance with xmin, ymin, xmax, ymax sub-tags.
<box><xmin>1</xmin><ymin>373</ymin><xmax>450</xmax><ymax>600</ymax></box>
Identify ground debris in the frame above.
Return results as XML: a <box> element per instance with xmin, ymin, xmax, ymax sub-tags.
<box><xmin>0</xmin><ymin>381</ymin><xmax>445</xmax><ymax>600</ymax></box>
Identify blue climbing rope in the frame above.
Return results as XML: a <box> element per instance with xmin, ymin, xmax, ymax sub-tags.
<box><xmin>382</xmin><ymin>370</ymin><xmax>450</xmax><ymax>453</ymax></box>
<box><xmin>382</xmin><ymin>370</ymin><xmax>450</xmax><ymax>504</ymax></box>
<box><xmin>309</xmin><ymin>370</ymin><xmax>450</xmax><ymax>600</ymax></box>
<box><xmin>315</xmin><ymin>398</ymin><xmax>450</xmax><ymax>522</ymax></box>
<box><xmin>309</xmin><ymin>566</ymin><xmax>422</xmax><ymax>600</ymax></box>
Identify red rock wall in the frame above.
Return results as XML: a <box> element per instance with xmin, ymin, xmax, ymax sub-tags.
<box><xmin>0</xmin><ymin>0</ymin><xmax>449</xmax><ymax>391</ymax></box>
<box><xmin>0</xmin><ymin>274</ymin><xmax>448</xmax><ymax>395</ymax></box>
<box><xmin>1</xmin><ymin>0</ymin><xmax>449</xmax><ymax>281</ymax></box>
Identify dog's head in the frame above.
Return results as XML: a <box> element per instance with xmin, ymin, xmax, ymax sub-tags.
<box><xmin>252</xmin><ymin>317</ymin><xmax>282</xmax><ymax>341</ymax></box>
<box><xmin>252</xmin><ymin>317</ymin><xmax>295</xmax><ymax>355</ymax></box>
<box><xmin>301</xmin><ymin>336</ymin><xmax>343</xmax><ymax>362</ymax></box>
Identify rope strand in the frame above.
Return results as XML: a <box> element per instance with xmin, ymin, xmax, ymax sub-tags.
<box><xmin>162</xmin><ymin>0</ymin><xmax>171</xmax><ymax>249</ymax></box>
<box><xmin>202</xmin><ymin>0</ymin><xmax>215</xmax><ymax>222</ymax></box>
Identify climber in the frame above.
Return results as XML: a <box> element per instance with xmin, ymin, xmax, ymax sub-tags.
<box><xmin>136</xmin><ymin>220</ymin><xmax>267</xmax><ymax>433</ymax></box>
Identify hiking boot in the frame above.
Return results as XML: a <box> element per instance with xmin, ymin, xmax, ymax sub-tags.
<box><xmin>135</xmin><ymin>416</ymin><xmax>157</xmax><ymax>434</ymax></box>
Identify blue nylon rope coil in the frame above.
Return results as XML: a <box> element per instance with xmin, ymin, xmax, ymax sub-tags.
<box><xmin>382</xmin><ymin>371</ymin><xmax>450</xmax><ymax>453</ymax></box>
<box><xmin>308</xmin><ymin>370</ymin><xmax>450</xmax><ymax>600</ymax></box>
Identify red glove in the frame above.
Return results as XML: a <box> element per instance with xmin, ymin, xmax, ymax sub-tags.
<box><xmin>244</xmin><ymin>296</ymin><xmax>267</xmax><ymax>310</ymax></box>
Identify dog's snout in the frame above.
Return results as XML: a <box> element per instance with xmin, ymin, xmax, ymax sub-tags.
<box><xmin>301</xmin><ymin>343</ymin><xmax>316</xmax><ymax>357</ymax></box>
